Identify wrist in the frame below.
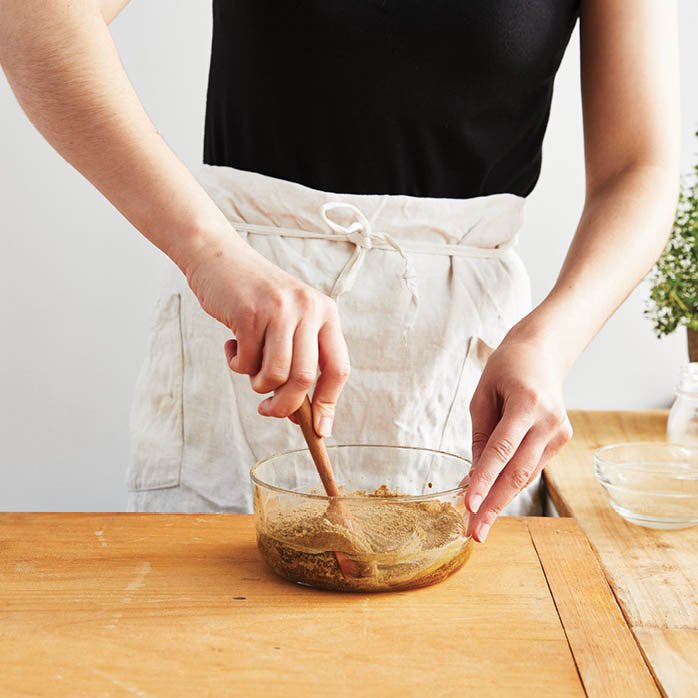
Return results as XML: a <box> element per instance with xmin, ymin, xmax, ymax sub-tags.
<box><xmin>165</xmin><ymin>214</ymin><xmax>250</xmax><ymax>280</ymax></box>
<box><xmin>504</xmin><ymin>293</ymin><xmax>586</xmax><ymax>377</ymax></box>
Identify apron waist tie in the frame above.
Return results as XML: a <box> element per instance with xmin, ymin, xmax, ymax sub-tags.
<box><xmin>231</xmin><ymin>199</ymin><xmax>517</xmax><ymax>328</ymax></box>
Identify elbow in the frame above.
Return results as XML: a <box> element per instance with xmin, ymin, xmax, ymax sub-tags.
<box><xmin>587</xmin><ymin>158</ymin><xmax>679</xmax><ymax>202</ymax></box>
<box><xmin>585</xmin><ymin>160</ymin><xmax>680</xmax><ymax>264</ymax></box>
<box><xmin>645</xmin><ymin>166</ymin><xmax>680</xmax><ymax>264</ymax></box>
<box><xmin>651</xmin><ymin>166</ymin><xmax>681</xmax><ymax>249</ymax></box>
<box><xmin>587</xmin><ymin>159</ymin><xmax>680</xmax><ymax>222</ymax></box>
<box><xmin>645</xmin><ymin>165</ymin><xmax>680</xmax><ymax>258</ymax></box>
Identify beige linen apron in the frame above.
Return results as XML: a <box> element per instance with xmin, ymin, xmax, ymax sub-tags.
<box><xmin>127</xmin><ymin>165</ymin><xmax>541</xmax><ymax>515</ymax></box>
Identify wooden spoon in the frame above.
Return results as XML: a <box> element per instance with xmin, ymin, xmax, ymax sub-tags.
<box><xmin>293</xmin><ymin>395</ymin><xmax>360</xmax><ymax>577</ymax></box>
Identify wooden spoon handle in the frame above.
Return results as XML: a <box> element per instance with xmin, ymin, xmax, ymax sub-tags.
<box><xmin>293</xmin><ymin>395</ymin><xmax>341</xmax><ymax>498</ymax></box>
<box><xmin>293</xmin><ymin>395</ymin><xmax>362</xmax><ymax>578</ymax></box>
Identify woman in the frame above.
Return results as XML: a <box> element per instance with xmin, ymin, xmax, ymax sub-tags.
<box><xmin>0</xmin><ymin>1</ymin><xmax>679</xmax><ymax>542</ymax></box>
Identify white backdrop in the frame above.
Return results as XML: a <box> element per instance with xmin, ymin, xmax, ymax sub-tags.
<box><xmin>1</xmin><ymin>2</ymin><xmax>696</xmax><ymax>511</ymax></box>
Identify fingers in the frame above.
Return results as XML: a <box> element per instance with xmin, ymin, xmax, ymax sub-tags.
<box><xmin>534</xmin><ymin>415</ymin><xmax>573</xmax><ymax>476</ymax></box>
<box><xmin>226</xmin><ymin>324</ymin><xmax>264</xmax><ymax>376</ymax></box>
<box><xmin>222</xmin><ymin>285</ymin><xmax>350</xmax><ymax>425</ymax></box>
<box><xmin>258</xmin><ymin>321</ymin><xmax>318</xmax><ymax>418</ymax></box>
<box><xmin>461</xmin><ymin>386</ymin><xmax>499</xmax><ymax>492</ymax></box>
<box><xmin>468</xmin><ymin>412</ymin><xmax>573</xmax><ymax>544</ymax></box>
<box><xmin>465</xmin><ymin>394</ymin><xmax>533</xmax><ymax>515</ymax></box>
<box><xmin>468</xmin><ymin>426</ymin><xmax>548</xmax><ymax>542</ymax></box>
<box><xmin>224</xmin><ymin>338</ymin><xmax>238</xmax><ymax>365</ymax></box>
<box><xmin>470</xmin><ymin>384</ymin><xmax>500</xmax><ymax>468</ymax></box>
<box><xmin>311</xmin><ymin>320</ymin><xmax>351</xmax><ymax>437</ymax></box>
<box><xmin>249</xmin><ymin>320</ymin><xmax>294</xmax><ymax>394</ymax></box>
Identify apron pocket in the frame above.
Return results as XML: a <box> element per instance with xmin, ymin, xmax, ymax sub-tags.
<box><xmin>438</xmin><ymin>334</ymin><xmax>496</xmax><ymax>458</ymax></box>
<box><xmin>127</xmin><ymin>294</ymin><xmax>184</xmax><ymax>491</ymax></box>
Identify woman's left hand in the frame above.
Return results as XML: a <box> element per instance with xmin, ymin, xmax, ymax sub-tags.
<box><xmin>464</xmin><ymin>329</ymin><xmax>573</xmax><ymax>543</ymax></box>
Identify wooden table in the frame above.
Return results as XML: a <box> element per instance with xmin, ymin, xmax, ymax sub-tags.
<box><xmin>544</xmin><ymin>410</ymin><xmax>698</xmax><ymax>698</ymax></box>
<box><xmin>1</xmin><ymin>513</ymin><xmax>654</xmax><ymax>697</ymax></box>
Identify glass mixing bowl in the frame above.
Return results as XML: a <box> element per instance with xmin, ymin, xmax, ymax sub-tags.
<box><xmin>594</xmin><ymin>442</ymin><xmax>698</xmax><ymax>530</ymax></box>
<box><xmin>250</xmin><ymin>445</ymin><xmax>473</xmax><ymax>592</ymax></box>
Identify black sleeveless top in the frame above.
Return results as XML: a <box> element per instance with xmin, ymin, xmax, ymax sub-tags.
<box><xmin>203</xmin><ymin>1</ymin><xmax>579</xmax><ymax>199</ymax></box>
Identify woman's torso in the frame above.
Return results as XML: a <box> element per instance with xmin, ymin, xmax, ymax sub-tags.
<box><xmin>203</xmin><ymin>0</ymin><xmax>579</xmax><ymax>199</ymax></box>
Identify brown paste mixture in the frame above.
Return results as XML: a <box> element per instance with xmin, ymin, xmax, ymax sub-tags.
<box><xmin>256</xmin><ymin>487</ymin><xmax>472</xmax><ymax>592</ymax></box>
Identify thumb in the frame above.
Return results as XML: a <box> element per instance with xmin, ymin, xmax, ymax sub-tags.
<box><xmin>310</xmin><ymin>393</ymin><xmax>336</xmax><ymax>439</ymax></box>
<box><xmin>469</xmin><ymin>383</ymin><xmax>499</xmax><ymax>467</ymax></box>
<box><xmin>310</xmin><ymin>322</ymin><xmax>351</xmax><ymax>438</ymax></box>
<box><xmin>463</xmin><ymin>384</ymin><xmax>499</xmax><ymax>502</ymax></box>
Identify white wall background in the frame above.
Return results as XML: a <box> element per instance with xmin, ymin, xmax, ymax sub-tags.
<box><xmin>1</xmin><ymin>2</ymin><xmax>697</xmax><ymax>511</ymax></box>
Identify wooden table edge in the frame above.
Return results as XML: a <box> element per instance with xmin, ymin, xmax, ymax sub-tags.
<box><xmin>526</xmin><ymin>517</ymin><xmax>662</xmax><ymax>698</ymax></box>
<box><xmin>542</xmin><ymin>468</ymin><xmax>573</xmax><ymax>517</ymax></box>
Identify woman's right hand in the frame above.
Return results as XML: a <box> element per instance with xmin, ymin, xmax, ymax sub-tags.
<box><xmin>183</xmin><ymin>227</ymin><xmax>351</xmax><ymax>438</ymax></box>
<box><xmin>1</xmin><ymin>0</ymin><xmax>351</xmax><ymax>439</ymax></box>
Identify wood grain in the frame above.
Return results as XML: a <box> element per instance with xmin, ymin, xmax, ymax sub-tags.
<box><xmin>0</xmin><ymin>513</ymin><xmax>605</xmax><ymax>698</ymax></box>
<box><xmin>634</xmin><ymin>628</ymin><xmax>698</xmax><ymax>697</ymax></box>
<box><xmin>528</xmin><ymin>517</ymin><xmax>659</xmax><ymax>698</ymax></box>
<box><xmin>543</xmin><ymin>410</ymin><xmax>698</xmax><ymax>698</ymax></box>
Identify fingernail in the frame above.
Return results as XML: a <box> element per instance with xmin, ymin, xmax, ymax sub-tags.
<box><xmin>469</xmin><ymin>493</ymin><xmax>482</xmax><ymax>514</ymax></box>
<box><xmin>465</xmin><ymin>516</ymin><xmax>474</xmax><ymax>539</ymax></box>
<box><xmin>318</xmin><ymin>416</ymin><xmax>333</xmax><ymax>437</ymax></box>
<box><xmin>476</xmin><ymin>523</ymin><xmax>490</xmax><ymax>543</ymax></box>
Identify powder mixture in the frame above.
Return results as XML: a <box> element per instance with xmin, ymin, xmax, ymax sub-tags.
<box><xmin>256</xmin><ymin>487</ymin><xmax>472</xmax><ymax>592</ymax></box>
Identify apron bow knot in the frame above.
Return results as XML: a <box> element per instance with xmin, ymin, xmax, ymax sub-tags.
<box><xmin>321</xmin><ymin>202</ymin><xmax>374</xmax><ymax>249</ymax></box>
<box><xmin>320</xmin><ymin>201</ymin><xmax>420</xmax><ymax>326</ymax></box>
<box><xmin>346</xmin><ymin>227</ymin><xmax>373</xmax><ymax>250</ymax></box>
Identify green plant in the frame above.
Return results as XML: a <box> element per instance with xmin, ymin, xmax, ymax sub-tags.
<box><xmin>646</xmin><ymin>131</ymin><xmax>698</xmax><ymax>337</ymax></box>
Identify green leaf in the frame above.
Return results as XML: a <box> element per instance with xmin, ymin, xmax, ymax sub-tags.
<box><xmin>646</xmin><ymin>132</ymin><xmax>698</xmax><ymax>337</ymax></box>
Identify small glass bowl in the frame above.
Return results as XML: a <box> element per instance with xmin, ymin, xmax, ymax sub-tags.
<box><xmin>250</xmin><ymin>444</ymin><xmax>473</xmax><ymax>592</ymax></box>
<box><xmin>594</xmin><ymin>442</ymin><xmax>698</xmax><ymax>530</ymax></box>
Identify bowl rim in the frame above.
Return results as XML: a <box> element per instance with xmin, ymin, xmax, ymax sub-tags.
<box><xmin>594</xmin><ymin>441</ymin><xmax>698</xmax><ymax>477</ymax></box>
<box><xmin>596</xmin><ymin>478</ymin><xmax>698</xmax><ymax>498</ymax></box>
<box><xmin>249</xmin><ymin>443</ymin><xmax>471</xmax><ymax>502</ymax></box>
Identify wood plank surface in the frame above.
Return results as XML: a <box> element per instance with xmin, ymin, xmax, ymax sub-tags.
<box><xmin>544</xmin><ymin>410</ymin><xmax>698</xmax><ymax>698</ymax></box>
<box><xmin>0</xmin><ymin>513</ymin><xmax>613</xmax><ymax>698</ymax></box>
<box><xmin>634</xmin><ymin>628</ymin><xmax>698</xmax><ymax>697</ymax></box>
<box><xmin>528</xmin><ymin>517</ymin><xmax>659</xmax><ymax>698</ymax></box>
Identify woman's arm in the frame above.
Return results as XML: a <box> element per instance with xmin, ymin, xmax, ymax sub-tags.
<box><xmin>0</xmin><ymin>0</ymin><xmax>350</xmax><ymax>436</ymax></box>
<box><xmin>465</xmin><ymin>0</ymin><xmax>680</xmax><ymax>541</ymax></box>
<box><xmin>98</xmin><ymin>0</ymin><xmax>131</xmax><ymax>24</ymax></box>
